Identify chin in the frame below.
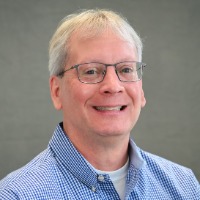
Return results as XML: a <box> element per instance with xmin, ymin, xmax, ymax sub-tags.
<box><xmin>95</xmin><ymin>127</ymin><xmax>131</xmax><ymax>138</ymax></box>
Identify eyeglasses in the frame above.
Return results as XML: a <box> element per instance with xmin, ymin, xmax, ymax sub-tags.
<box><xmin>57</xmin><ymin>61</ymin><xmax>146</xmax><ymax>84</ymax></box>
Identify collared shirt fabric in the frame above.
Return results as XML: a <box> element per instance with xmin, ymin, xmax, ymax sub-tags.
<box><xmin>0</xmin><ymin>123</ymin><xmax>199</xmax><ymax>200</ymax></box>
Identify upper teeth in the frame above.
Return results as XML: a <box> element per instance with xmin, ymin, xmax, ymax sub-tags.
<box><xmin>95</xmin><ymin>106</ymin><xmax>122</xmax><ymax>111</ymax></box>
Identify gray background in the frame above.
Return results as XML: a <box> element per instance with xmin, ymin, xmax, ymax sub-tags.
<box><xmin>0</xmin><ymin>0</ymin><xmax>199</xmax><ymax>181</ymax></box>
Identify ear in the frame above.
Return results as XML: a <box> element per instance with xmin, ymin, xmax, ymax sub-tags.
<box><xmin>49</xmin><ymin>76</ymin><xmax>62</xmax><ymax>110</ymax></box>
<box><xmin>141</xmin><ymin>89</ymin><xmax>146</xmax><ymax>108</ymax></box>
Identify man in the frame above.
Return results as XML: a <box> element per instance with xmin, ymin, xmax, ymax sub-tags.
<box><xmin>0</xmin><ymin>9</ymin><xmax>199</xmax><ymax>199</ymax></box>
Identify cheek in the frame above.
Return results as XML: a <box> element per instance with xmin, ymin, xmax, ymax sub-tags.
<box><xmin>63</xmin><ymin>79</ymin><xmax>95</xmax><ymax>108</ymax></box>
<box><xmin>128</xmin><ymin>84</ymin><xmax>145</xmax><ymax>106</ymax></box>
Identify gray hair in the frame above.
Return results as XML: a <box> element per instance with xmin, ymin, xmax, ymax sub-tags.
<box><xmin>48</xmin><ymin>9</ymin><xmax>143</xmax><ymax>76</ymax></box>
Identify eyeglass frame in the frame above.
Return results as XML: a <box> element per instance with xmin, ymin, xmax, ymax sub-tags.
<box><xmin>57</xmin><ymin>61</ymin><xmax>146</xmax><ymax>84</ymax></box>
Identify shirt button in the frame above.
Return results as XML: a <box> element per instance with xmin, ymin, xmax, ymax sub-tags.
<box><xmin>91</xmin><ymin>186</ymin><xmax>96</xmax><ymax>192</ymax></box>
<box><xmin>98</xmin><ymin>174</ymin><xmax>104</xmax><ymax>182</ymax></box>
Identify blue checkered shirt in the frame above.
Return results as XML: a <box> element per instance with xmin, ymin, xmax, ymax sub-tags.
<box><xmin>0</xmin><ymin>123</ymin><xmax>199</xmax><ymax>199</ymax></box>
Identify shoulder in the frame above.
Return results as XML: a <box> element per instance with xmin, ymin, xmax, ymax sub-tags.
<box><xmin>0</xmin><ymin>148</ymin><xmax>61</xmax><ymax>199</ymax></box>
<box><xmin>140</xmin><ymin>149</ymin><xmax>194</xmax><ymax>176</ymax></box>
<box><xmin>139</xmin><ymin>149</ymin><xmax>200</xmax><ymax>196</ymax></box>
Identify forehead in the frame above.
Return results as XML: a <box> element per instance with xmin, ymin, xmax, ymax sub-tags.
<box><xmin>68</xmin><ymin>30</ymin><xmax>137</xmax><ymax>64</ymax></box>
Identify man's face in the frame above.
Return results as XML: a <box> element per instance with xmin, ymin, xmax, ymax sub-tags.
<box><xmin>50</xmin><ymin>31</ymin><xmax>146</xmax><ymax>139</ymax></box>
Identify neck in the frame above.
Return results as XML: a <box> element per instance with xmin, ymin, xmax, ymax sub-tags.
<box><xmin>83</xmin><ymin>139</ymin><xmax>129</xmax><ymax>171</ymax></box>
<box><xmin>64</xmin><ymin>125</ymin><xmax>130</xmax><ymax>171</ymax></box>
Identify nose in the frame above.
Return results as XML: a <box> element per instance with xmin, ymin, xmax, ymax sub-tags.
<box><xmin>99</xmin><ymin>67</ymin><xmax>124</xmax><ymax>94</ymax></box>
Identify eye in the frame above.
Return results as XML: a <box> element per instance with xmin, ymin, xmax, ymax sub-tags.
<box><xmin>80</xmin><ymin>63</ymin><xmax>105</xmax><ymax>76</ymax></box>
<box><xmin>121</xmin><ymin>67</ymin><xmax>134</xmax><ymax>73</ymax></box>
<box><xmin>85</xmin><ymin>69</ymin><xmax>97</xmax><ymax>75</ymax></box>
<box><xmin>118</xmin><ymin>64</ymin><xmax>135</xmax><ymax>74</ymax></box>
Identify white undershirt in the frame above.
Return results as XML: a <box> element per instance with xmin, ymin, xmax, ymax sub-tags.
<box><xmin>94</xmin><ymin>158</ymin><xmax>129</xmax><ymax>200</ymax></box>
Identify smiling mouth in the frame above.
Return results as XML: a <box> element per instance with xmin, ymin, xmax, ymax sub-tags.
<box><xmin>94</xmin><ymin>106</ymin><xmax>127</xmax><ymax>111</ymax></box>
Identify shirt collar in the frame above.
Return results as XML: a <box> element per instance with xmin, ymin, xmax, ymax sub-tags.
<box><xmin>49</xmin><ymin>123</ymin><xmax>97</xmax><ymax>189</ymax></box>
<box><xmin>49</xmin><ymin>123</ymin><xmax>145</xmax><ymax>189</ymax></box>
<box><xmin>129</xmin><ymin>139</ymin><xmax>145</xmax><ymax>169</ymax></box>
